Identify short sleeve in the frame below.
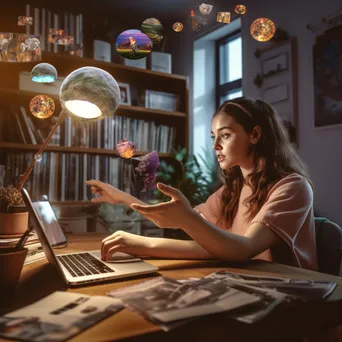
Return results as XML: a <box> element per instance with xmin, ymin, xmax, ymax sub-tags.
<box><xmin>251</xmin><ymin>174</ymin><xmax>314</xmax><ymax>247</ymax></box>
<box><xmin>194</xmin><ymin>186</ymin><xmax>226</xmax><ymax>228</ymax></box>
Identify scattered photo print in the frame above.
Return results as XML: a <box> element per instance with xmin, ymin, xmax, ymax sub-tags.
<box><xmin>217</xmin><ymin>12</ymin><xmax>231</xmax><ymax>24</ymax></box>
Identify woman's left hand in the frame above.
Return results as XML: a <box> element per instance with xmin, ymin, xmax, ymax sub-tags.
<box><xmin>131</xmin><ymin>183</ymin><xmax>195</xmax><ymax>229</ymax></box>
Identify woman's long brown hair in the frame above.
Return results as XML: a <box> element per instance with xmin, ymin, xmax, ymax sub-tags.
<box><xmin>214</xmin><ymin>97</ymin><xmax>312</xmax><ymax>228</ymax></box>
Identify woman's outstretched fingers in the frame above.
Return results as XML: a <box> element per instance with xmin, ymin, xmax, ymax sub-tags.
<box><xmin>157</xmin><ymin>183</ymin><xmax>180</xmax><ymax>199</ymax></box>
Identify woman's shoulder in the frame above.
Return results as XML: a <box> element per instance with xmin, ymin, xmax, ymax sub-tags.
<box><xmin>268</xmin><ymin>173</ymin><xmax>313</xmax><ymax>199</ymax></box>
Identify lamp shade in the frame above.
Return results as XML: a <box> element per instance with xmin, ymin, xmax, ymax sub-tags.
<box><xmin>0</xmin><ymin>33</ymin><xmax>41</xmax><ymax>62</ymax></box>
<box><xmin>59</xmin><ymin>66</ymin><xmax>120</xmax><ymax>121</ymax></box>
<box><xmin>31</xmin><ymin>63</ymin><xmax>57</xmax><ymax>83</ymax></box>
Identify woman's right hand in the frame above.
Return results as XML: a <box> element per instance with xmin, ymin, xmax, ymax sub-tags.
<box><xmin>101</xmin><ymin>231</ymin><xmax>151</xmax><ymax>260</ymax></box>
<box><xmin>85</xmin><ymin>180</ymin><xmax>127</xmax><ymax>205</ymax></box>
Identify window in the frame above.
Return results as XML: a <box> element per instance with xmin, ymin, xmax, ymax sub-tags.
<box><xmin>216</xmin><ymin>31</ymin><xmax>243</xmax><ymax>106</ymax></box>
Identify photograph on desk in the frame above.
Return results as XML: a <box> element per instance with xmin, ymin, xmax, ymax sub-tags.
<box><xmin>107</xmin><ymin>276</ymin><xmax>263</xmax><ymax>327</ymax></box>
<box><xmin>205</xmin><ymin>270</ymin><xmax>337</xmax><ymax>301</ymax></box>
<box><xmin>0</xmin><ymin>291</ymin><xmax>123</xmax><ymax>342</ymax></box>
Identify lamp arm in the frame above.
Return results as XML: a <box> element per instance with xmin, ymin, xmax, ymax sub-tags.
<box><xmin>16</xmin><ymin>110</ymin><xmax>68</xmax><ymax>191</ymax></box>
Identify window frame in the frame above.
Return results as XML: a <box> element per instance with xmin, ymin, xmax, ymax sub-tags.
<box><xmin>215</xmin><ymin>30</ymin><xmax>242</xmax><ymax>107</ymax></box>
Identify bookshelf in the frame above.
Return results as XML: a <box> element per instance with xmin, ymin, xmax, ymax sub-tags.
<box><xmin>0</xmin><ymin>53</ymin><xmax>188</xmax><ymax>235</ymax></box>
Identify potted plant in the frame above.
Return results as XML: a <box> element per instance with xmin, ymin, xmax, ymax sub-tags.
<box><xmin>155</xmin><ymin>147</ymin><xmax>221</xmax><ymax>206</ymax></box>
<box><xmin>0</xmin><ymin>185</ymin><xmax>28</xmax><ymax>236</ymax></box>
<box><xmin>152</xmin><ymin>147</ymin><xmax>221</xmax><ymax>240</ymax></box>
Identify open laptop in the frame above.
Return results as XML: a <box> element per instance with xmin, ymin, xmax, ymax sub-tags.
<box><xmin>21</xmin><ymin>188</ymin><xmax>159</xmax><ymax>287</ymax></box>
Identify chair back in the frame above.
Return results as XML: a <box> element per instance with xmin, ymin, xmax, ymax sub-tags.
<box><xmin>314</xmin><ymin>217</ymin><xmax>342</xmax><ymax>276</ymax></box>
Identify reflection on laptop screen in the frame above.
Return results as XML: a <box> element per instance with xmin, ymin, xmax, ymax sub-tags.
<box><xmin>32</xmin><ymin>201</ymin><xmax>67</xmax><ymax>248</ymax></box>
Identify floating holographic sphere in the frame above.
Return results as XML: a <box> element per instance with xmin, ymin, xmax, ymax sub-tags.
<box><xmin>29</xmin><ymin>95</ymin><xmax>55</xmax><ymax>119</ymax></box>
<box><xmin>173</xmin><ymin>22</ymin><xmax>184</xmax><ymax>32</ymax></box>
<box><xmin>59</xmin><ymin>66</ymin><xmax>120</xmax><ymax>121</ymax></box>
<box><xmin>141</xmin><ymin>18</ymin><xmax>164</xmax><ymax>45</ymax></box>
<box><xmin>250</xmin><ymin>18</ymin><xmax>276</xmax><ymax>42</ymax></box>
<box><xmin>31</xmin><ymin>63</ymin><xmax>57</xmax><ymax>83</ymax></box>
<box><xmin>116</xmin><ymin>139</ymin><xmax>137</xmax><ymax>159</ymax></box>
<box><xmin>234</xmin><ymin>5</ymin><xmax>246</xmax><ymax>15</ymax></box>
<box><xmin>116</xmin><ymin>29</ymin><xmax>153</xmax><ymax>60</ymax></box>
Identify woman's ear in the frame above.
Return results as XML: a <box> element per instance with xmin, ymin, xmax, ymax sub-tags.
<box><xmin>250</xmin><ymin>126</ymin><xmax>262</xmax><ymax>144</ymax></box>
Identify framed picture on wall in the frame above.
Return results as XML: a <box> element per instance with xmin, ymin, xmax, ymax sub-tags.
<box><xmin>118</xmin><ymin>82</ymin><xmax>131</xmax><ymax>105</ymax></box>
<box><xmin>313</xmin><ymin>25</ymin><xmax>342</xmax><ymax>129</ymax></box>
<box><xmin>145</xmin><ymin>90</ymin><xmax>178</xmax><ymax>112</ymax></box>
<box><xmin>254</xmin><ymin>37</ymin><xmax>298</xmax><ymax>147</ymax></box>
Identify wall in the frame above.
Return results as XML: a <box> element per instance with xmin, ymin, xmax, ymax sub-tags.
<box><xmin>171</xmin><ymin>0</ymin><xmax>342</xmax><ymax>226</ymax></box>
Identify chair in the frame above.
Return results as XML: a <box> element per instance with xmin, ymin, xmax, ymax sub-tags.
<box><xmin>314</xmin><ymin>217</ymin><xmax>342</xmax><ymax>276</ymax></box>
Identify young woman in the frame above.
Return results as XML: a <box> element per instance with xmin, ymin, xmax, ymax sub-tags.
<box><xmin>86</xmin><ymin>97</ymin><xmax>317</xmax><ymax>271</ymax></box>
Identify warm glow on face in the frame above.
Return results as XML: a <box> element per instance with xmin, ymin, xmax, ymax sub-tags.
<box><xmin>65</xmin><ymin>100</ymin><xmax>102</xmax><ymax>119</ymax></box>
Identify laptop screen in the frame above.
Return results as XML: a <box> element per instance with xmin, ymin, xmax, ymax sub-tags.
<box><xmin>21</xmin><ymin>188</ymin><xmax>68</xmax><ymax>285</ymax></box>
<box><xmin>32</xmin><ymin>201</ymin><xmax>67</xmax><ymax>248</ymax></box>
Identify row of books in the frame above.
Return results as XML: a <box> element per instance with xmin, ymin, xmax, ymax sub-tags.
<box><xmin>2</xmin><ymin>151</ymin><xmax>139</xmax><ymax>202</ymax></box>
<box><xmin>0</xmin><ymin>106</ymin><xmax>177</xmax><ymax>153</ymax></box>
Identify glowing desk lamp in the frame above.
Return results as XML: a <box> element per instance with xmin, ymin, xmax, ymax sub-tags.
<box><xmin>16</xmin><ymin>66</ymin><xmax>120</xmax><ymax>190</ymax></box>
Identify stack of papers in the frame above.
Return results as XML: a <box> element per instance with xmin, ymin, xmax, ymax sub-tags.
<box><xmin>107</xmin><ymin>271</ymin><xmax>337</xmax><ymax>330</ymax></box>
<box><xmin>0</xmin><ymin>232</ymin><xmax>39</xmax><ymax>248</ymax></box>
<box><xmin>0</xmin><ymin>291</ymin><xmax>123</xmax><ymax>341</ymax></box>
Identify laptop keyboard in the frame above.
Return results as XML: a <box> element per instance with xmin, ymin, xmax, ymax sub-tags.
<box><xmin>57</xmin><ymin>252</ymin><xmax>115</xmax><ymax>277</ymax></box>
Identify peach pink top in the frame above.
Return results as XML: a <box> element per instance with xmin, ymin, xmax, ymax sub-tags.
<box><xmin>195</xmin><ymin>173</ymin><xmax>318</xmax><ymax>271</ymax></box>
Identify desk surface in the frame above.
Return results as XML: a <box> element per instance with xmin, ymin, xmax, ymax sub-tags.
<box><xmin>1</xmin><ymin>233</ymin><xmax>342</xmax><ymax>342</ymax></box>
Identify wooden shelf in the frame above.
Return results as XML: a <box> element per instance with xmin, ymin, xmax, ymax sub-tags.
<box><xmin>0</xmin><ymin>52</ymin><xmax>188</xmax><ymax>99</ymax></box>
<box><xmin>50</xmin><ymin>201</ymin><xmax>93</xmax><ymax>206</ymax></box>
<box><xmin>0</xmin><ymin>88</ymin><xmax>186</xmax><ymax>121</ymax></box>
<box><xmin>0</xmin><ymin>142</ymin><xmax>172</xmax><ymax>158</ymax></box>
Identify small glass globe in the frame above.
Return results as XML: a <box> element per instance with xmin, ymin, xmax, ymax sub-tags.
<box><xmin>173</xmin><ymin>22</ymin><xmax>184</xmax><ymax>32</ymax></box>
<box><xmin>34</xmin><ymin>153</ymin><xmax>42</xmax><ymax>162</ymax></box>
<box><xmin>116</xmin><ymin>140</ymin><xmax>136</xmax><ymax>159</ymax></box>
<box><xmin>29</xmin><ymin>95</ymin><xmax>55</xmax><ymax>119</ymax></box>
<box><xmin>250</xmin><ymin>18</ymin><xmax>276</xmax><ymax>42</ymax></box>
<box><xmin>31</xmin><ymin>63</ymin><xmax>57</xmax><ymax>83</ymax></box>
<box><xmin>235</xmin><ymin>5</ymin><xmax>246</xmax><ymax>15</ymax></box>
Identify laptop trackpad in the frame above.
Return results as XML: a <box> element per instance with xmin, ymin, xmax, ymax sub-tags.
<box><xmin>89</xmin><ymin>250</ymin><xmax>142</xmax><ymax>263</ymax></box>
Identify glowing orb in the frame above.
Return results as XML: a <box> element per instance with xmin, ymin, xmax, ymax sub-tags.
<box><xmin>234</xmin><ymin>5</ymin><xmax>246</xmax><ymax>15</ymax></box>
<box><xmin>29</xmin><ymin>95</ymin><xmax>55</xmax><ymax>119</ymax></box>
<box><xmin>250</xmin><ymin>18</ymin><xmax>276</xmax><ymax>42</ymax></box>
<box><xmin>116</xmin><ymin>139</ymin><xmax>136</xmax><ymax>159</ymax></box>
<box><xmin>173</xmin><ymin>22</ymin><xmax>184</xmax><ymax>32</ymax></box>
<box><xmin>31</xmin><ymin>63</ymin><xmax>57</xmax><ymax>83</ymax></box>
<box><xmin>141</xmin><ymin>18</ymin><xmax>164</xmax><ymax>45</ymax></box>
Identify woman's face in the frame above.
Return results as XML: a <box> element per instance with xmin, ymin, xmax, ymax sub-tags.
<box><xmin>211</xmin><ymin>113</ymin><xmax>254</xmax><ymax>170</ymax></box>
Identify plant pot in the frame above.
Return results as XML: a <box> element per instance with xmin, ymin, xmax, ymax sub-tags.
<box><xmin>0</xmin><ymin>205</ymin><xmax>29</xmax><ymax>236</ymax></box>
<box><xmin>0</xmin><ymin>247</ymin><xmax>28</xmax><ymax>292</ymax></box>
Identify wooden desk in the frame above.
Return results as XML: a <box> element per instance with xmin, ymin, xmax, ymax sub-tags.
<box><xmin>1</xmin><ymin>233</ymin><xmax>342</xmax><ymax>342</ymax></box>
